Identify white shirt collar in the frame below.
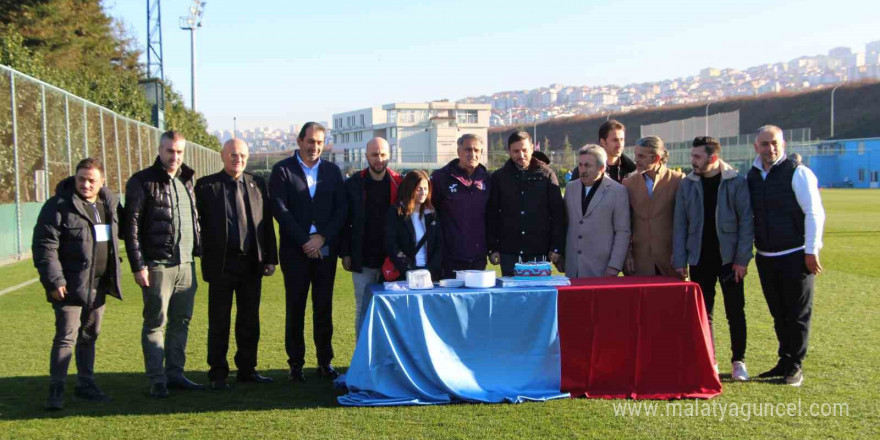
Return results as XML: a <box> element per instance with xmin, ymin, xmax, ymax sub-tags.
<box><xmin>295</xmin><ymin>151</ymin><xmax>321</xmax><ymax>170</ymax></box>
<box><xmin>752</xmin><ymin>152</ymin><xmax>787</xmax><ymax>172</ymax></box>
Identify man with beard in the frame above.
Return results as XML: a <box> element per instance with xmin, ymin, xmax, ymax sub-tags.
<box><xmin>673</xmin><ymin>136</ymin><xmax>753</xmax><ymax>381</ymax></box>
<box><xmin>33</xmin><ymin>158</ymin><xmax>123</xmax><ymax>410</ymax></box>
<box><xmin>487</xmin><ymin>131</ymin><xmax>565</xmax><ymax>276</ymax></box>
<box><xmin>125</xmin><ymin>131</ymin><xmax>203</xmax><ymax>398</ymax></box>
<box><xmin>623</xmin><ymin>135</ymin><xmax>685</xmax><ymax>277</ymax></box>
<box><xmin>570</xmin><ymin>119</ymin><xmax>636</xmax><ymax>183</ymax></box>
<box><xmin>340</xmin><ymin>137</ymin><xmax>402</xmax><ymax>341</ymax></box>
<box><xmin>431</xmin><ymin>134</ymin><xmax>491</xmax><ymax>278</ymax></box>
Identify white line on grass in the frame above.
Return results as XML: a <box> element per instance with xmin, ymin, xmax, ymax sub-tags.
<box><xmin>0</xmin><ymin>278</ymin><xmax>39</xmax><ymax>297</ymax></box>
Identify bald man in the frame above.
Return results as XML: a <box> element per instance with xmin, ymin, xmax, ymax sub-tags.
<box><xmin>340</xmin><ymin>137</ymin><xmax>402</xmax><ymax>341</ymax></box>
<box><xmin>195</xmin><ymin>139</ymin><xmax>278</xmax><ymax>389</ymax></box>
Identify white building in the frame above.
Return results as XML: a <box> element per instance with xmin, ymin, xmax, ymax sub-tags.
<box><xmin>331</xmin><ymin>101</ymin><xmax>491</xmax><ymax>170</ymax></box>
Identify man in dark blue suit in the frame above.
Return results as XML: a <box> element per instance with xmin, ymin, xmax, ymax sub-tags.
<box><xmin>270</xmin><ymin>122</ymin><xmax>347</xmax><ymax>381</ymax></box>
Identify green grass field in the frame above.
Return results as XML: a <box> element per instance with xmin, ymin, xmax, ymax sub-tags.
<box><xmin>0</xmin><ymin>189</ymin><xmax>877</xmax><ymax>439</ymax></box>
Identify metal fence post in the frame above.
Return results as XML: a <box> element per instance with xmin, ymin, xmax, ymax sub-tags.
<box><xmin>113</xmin><ymin>114</ymin><xmax>121</xmax><ymax>192</ymax></box>
<box><xmin>136</xmin><ymin>123</ymin><xmax>143</xmax><ymax>170</ymax></box>
<box><xmin>10</xmin><ymin>71</ymin><xmax>22</xmax><ymax>257</ymax></box>
<box><xmin>99</xmin><ymin>108</ymin><xmax>106</xmax><ymax>173</ymax></box>
<box><xmin>40</xmin><ymin>84</ymin><xmax>49</xmax><ymax>201</ymax></box>
<box><xmin>82</xmin><ymin>101</ymin><xmax>88</xmax><ymax>157</ymax></box>
<box><xmin>64</xmin><ymin>95</ymin><xmax>71</xmax><ymax>175</ymax></box>
<box><xmin>125</xmin><ymin>120</ymin><xmax>132</xmax><ymax>182</ymax></box>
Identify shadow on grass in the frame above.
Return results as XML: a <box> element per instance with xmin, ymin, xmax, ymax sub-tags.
<box><xmin>0</xmin><ymin>368</ymin><xmax>348</xmax><ymax>420</ymax></box>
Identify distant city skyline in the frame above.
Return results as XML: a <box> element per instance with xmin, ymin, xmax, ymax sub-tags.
<box><xmin>104</xmin><ymin>0</ymin><xmax>880</xmax><ymax>132</ymax></box>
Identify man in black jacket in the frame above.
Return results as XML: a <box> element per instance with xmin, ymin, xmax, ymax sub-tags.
<box><xmin>33</xmin><ymin>158</ymin><xmax>123</xmax><ymax>410</ymax></box>
<box><xmin>125</xmin><ymin>130</ymin><xmax>203</xmax><ymax>398</ymax></box>
<box><xmin>340</xmin><ymin>137</ymin><xmax>401</xmax><ymax>341</ymax></box>
<box><xmin>195</xmin><ymin>138</ymin><xmax>278</xmax><ymax>389</ymax></box>
<box><xmin>487</xmin><ymin>131</ymin><xmax>565</xmax><ymax>276</ymax></box>
<box><xmin>570</xmin><ymin>119</ymin><xmax>636</xmax><ymax>183</ymax></box>
<box><xmin>270</xmin><ymin>122</ymin><xmax>347</xmax><ymax>381</ymax></box>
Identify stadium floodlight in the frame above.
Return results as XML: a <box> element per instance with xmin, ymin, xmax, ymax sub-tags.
<box><xmin>180</xmin><ymin>1</ymin><xmax>207</xmax><ymax>111</ymax></box>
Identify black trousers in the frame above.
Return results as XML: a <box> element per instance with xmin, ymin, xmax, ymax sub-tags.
<box><xmin>207</xmin><ymin>254</ymin><xmax>263</xmax><ymax>381</ymax></box>
<box><xmin>755</xmin><ymin>251</ymin><xmax>814</xmax><ymax>369</ymax></box>
<box><xmin>499</xmin><ymin>253</ymin><xmax>546</xmax><ymax>277</ymax></box>
<box><xmin>689</xmin><ymin>263</ymin><xmax>747</xmax><ymax>363</ymax></box>
<box><xmin>281</xmin><ymin>249</ymin><xmax>338</xmax><ymax>369</ymax></box>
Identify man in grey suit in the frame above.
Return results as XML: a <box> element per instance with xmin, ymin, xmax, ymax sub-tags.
<box><xmin>563</xmin><ymin>145</ymin><xmax>631</xmax><ymax>278</ymax></box>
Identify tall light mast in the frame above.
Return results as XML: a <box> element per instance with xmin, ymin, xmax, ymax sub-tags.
<box><xmin>180</xmin><ymin>1</ymin><xmax>206</xmax><ymax>111</ymax></box>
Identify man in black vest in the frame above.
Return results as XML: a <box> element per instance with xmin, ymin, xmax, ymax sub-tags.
<box><xmin>270</xmin><ymin>122</ymin><xmax>347</xmax><ymax>382</ymax></box>
<box><xmin>747</xmin><ymin>125</ymin><xmax>825</xmax><ymax>387</ymax></box>
<box><xmin>196</xmin><ymin>138</ymin><xmax>278</xmax><ymax>389</ymax></box>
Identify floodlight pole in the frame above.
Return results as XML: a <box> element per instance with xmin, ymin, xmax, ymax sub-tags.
<box><xmin>180</xmin><ymin>1</ymin><xmax>206</xmax><ymax>111</ymax></box>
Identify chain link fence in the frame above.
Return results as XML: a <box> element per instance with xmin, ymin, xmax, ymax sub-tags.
<box><xmin>0</xmin><ymin>64</ymin><xmax>221</xmax><ymax>263</ymax></box>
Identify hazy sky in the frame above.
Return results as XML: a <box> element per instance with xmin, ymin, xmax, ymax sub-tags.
<box><xmin>105</xmin><ymin>0</ymin><xmax>880</xmax><ymax>131</ymax></box>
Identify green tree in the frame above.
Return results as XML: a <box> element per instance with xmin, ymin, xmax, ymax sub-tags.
<box><xmin>0</xmin><ymin>0</ymin><xmax>218</xmax><ymax>150</ymax></box>
<box><xmin>562</xmin><ymin>135</ymin><xmax>575</xmax><ymax>171</ymax></box>
<box><xmin>489</xmin><ymin>135</ymin><xmax>506</xmax><ymax>170</ymax></box>
<box><xmin>164</xmin><ymin>81</ymin><xmax>220</xmax><ymax>150</ymax></box>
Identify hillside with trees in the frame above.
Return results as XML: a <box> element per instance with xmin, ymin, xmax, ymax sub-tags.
<box><xmin>0</xmin><ymin>0</ymin><xmax>219</xmax><ymax>150</ymax></box>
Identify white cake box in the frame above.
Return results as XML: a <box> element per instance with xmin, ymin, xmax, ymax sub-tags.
<box><xmin>464</xmin><ymin>270</ymin><xmax>495</xmax><ymax>288</ymax></box>
<box><xmin>406</xmin><ymin>269</ymin><xmax>433</xmax><ymax>290</ymax></box>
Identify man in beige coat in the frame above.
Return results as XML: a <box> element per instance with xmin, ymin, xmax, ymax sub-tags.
<box><xmin>564</xmin><ymin>145</ymin><xmax>631</xmax><ymax>278</ymax></box>
<box><xmin>623</xmin><ymin>136</ymin><xmax>685</xmax><ymax>277</ymax></box>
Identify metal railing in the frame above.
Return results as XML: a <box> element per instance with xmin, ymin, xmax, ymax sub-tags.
<box><xmin>0</xmin><ymin>64</ymin><xmax>221</xmax><ymax>262</ymax></box>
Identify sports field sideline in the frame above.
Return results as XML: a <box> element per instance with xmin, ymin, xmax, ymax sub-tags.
<box><xmin>0</xmin><ymin>189</ymin><xmax>877</xmax><ymax>439</ymax></box>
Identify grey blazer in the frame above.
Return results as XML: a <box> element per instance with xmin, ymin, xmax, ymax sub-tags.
<box><xmin>563</xmin><ymin>177</ymin><xmax>631</xmax><ymax>278</ymax></box>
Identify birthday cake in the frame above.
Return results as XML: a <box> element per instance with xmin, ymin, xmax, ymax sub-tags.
<box><xmin>514</xmin><ymin>261</ymin><xmax>552</xmax><ymax>278</ymax></box>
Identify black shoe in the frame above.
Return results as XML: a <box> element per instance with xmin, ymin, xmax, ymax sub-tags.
<box><xmin>210</xmin><ymin>379</ymin><xmax>232</xmax><ymax>391</ymax></box>
<box><xmin>784</xmin><ymin>366</ymin><xmax>804</xmax><ymax>387</ymax></box>
<box><xmin>74</xmin><ymin>381</ymin><xmax>111</xmax><ymax>402</ymax></box>
<box><xmin>237</xmin><ymin>371</ymin><xmax>274</xmax><ymax>384</ymax></box>
<box><xmin>167</xmin><ymin>375</ymin><xmax>206</xmax><ymax>391</ymax></box>
<box><xmin>149</xmin><ymin>382</ymin><xmax>169</xmax><ymax>399</ymax></box>
<box><xmin>45</xmin><ymin>383</ymin><xmax>64</xmax><ymax>410</ymax></box>
<box><xmin>288</xmin><ymin>367</ymin><xmax>306</xmax><ymax>383</ymax></box>
<box><xmin>317</xmin><ymin>364</ymin><xmax>339</xmax><ymax>379</ymax></box>
<box><xmin>757</xmin><ymin>361</ymin><xmax>787</xmax><ymax>378</ymax></box>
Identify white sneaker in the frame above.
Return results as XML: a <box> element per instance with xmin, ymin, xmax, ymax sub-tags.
<box><xmin>731</xmin><ymin>361</ymin><xmax>749</xmax><ymax>381</ymax></box>
<box><xmin>713</xmin><ymin>363</ymin><xmax>719</xmax><ymax>374</ymax></box>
